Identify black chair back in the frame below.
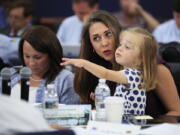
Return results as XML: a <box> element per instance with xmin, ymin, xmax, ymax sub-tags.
<box><xmin>165</xmin><ymin>63</ymin><xmax>180</xmax><ymax>97</ymax></box>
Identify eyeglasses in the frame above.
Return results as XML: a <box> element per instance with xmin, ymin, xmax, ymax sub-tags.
<box><xmin>8</xmin><ymin>15</ymin><xmax>25</xmax><ymax>21</ymax></box>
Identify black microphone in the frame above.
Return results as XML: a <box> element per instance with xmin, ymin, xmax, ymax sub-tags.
<box><xmin>20</xmin><ymin>67</ymin><xmax>32</xmax><ymax>101</ymax></box>
<box><xmin>1</xmin><ymin>67</ymin><xmax>11</xmax><ymax>95</ymax></box>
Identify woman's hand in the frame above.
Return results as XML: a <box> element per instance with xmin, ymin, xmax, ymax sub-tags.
<box><xmin>128</xmin><ymin>2</ymin><xmax>143</xmax><ymax>15</ymax></box>
<box><xmin>60</xmin><ymin>58</ymin><xmax>85</xmax><ymax>68</ymax></box>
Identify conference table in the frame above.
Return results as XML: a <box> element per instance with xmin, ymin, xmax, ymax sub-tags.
<box><xmin>48</xmin><ymin>114</ymin><xmax>180</xmax><ymax>129</ymax></box>
<box><xmin>16</xmin><ymin>112</ymin><xmax>180</xmax><ymax>135</ymax></box>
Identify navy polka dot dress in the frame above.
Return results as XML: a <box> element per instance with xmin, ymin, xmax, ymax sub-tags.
<box><xmin>114</xmin><ymin>68</ymin><xmax>146</xmax><ymax>115</ymax></box>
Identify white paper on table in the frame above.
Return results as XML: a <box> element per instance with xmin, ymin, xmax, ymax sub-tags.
<box><xmin>139</xmin><ymin>123</ymin><xmax>180</xmax><ymax>135</ymax></box>
<box><xmin>86</xmin><ymin>121</ymin><xmax>140</xmax><ymax>135</ymax></box>
<box><xmin>73</xmin><ymin>127</ymin><xmax>120</xmax><ymax>135</ymax></box>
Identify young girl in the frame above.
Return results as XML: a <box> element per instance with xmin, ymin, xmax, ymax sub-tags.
<box><xmin>61</xmin><ymin>27</ymin><xmax>158</xmax><ymax>115</ymax></box>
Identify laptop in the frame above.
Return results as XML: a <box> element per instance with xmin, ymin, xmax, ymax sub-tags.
<box><xmin>62</xmin><ymin>45</ymin><xmax>80</xmax><ymax>58</ymax></box>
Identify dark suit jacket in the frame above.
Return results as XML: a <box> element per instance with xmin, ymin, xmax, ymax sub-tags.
<box><xmin>0</xmin><ymin>58</ymin><xmax>10</xmax><ymax>70</ymax></box>
<box><xmin>0</xmin><ymin>26</ymin><xmax>11</xmax><ymax>36</ymax></box>
<box><xmin>0</xmin><ymin>25</ymin><xmax>32</xmax><ymax>37</ymax></box>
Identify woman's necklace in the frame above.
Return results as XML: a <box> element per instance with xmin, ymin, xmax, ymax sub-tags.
<box><xmin>30</xmin><ymin>77</ymin><xmax>43</xmax><ymax>82</ymax></box>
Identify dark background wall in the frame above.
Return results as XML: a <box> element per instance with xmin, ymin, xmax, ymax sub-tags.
<box><xmin>34</xmin><ymin>0</ymin><xmax>173</xmax><ymax>21</ymax></box>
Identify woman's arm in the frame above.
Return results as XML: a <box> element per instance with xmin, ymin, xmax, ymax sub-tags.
<box><xmin>156</xmin><ymin>64</ymin><xmax>180</xmax><ymax>116</ymax></box>
<box><xmin>56</xmin><ymin>70</ymin><xmax>80</xmax><ymax>104</ymax></box>
<box><xmin>138</xmin><ymin>7</ymin><xmax>159</xmax><ymax>31</ymax></box>
<box><xmin>61</xmin><ymin>58</ymin><xmax>127</xmax><ymax>84</ymax></box>
<box><xmin>129</xmin><ymin>2</ymin><xmax>159</xmax><ymax>31</ymax></box>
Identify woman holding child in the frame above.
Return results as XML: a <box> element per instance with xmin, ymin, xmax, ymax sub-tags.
<box><xmin>62</xmin><ymin>10</ymin><xmax>180</xmax><ymax>116</ymax></box>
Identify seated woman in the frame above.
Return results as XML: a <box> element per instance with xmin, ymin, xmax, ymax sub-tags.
<box><xmin>72</xmin><ymin>10</ymin><xmax>180</xmax><ymax>116</ymax></box>
<box><xmin>61</xmin><ymin>27</ymin><xmax>159</xmax><ymax>115</ymax></box>
<box><xmin>1</xmin><ymin>26</ymin><xmax>80</xmax><ymax>104</ymax></box>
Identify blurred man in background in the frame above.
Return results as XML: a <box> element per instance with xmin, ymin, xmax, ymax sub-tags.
<box><xmin>153</xmin><ymin>0</ymin><xmax>180</xmax><ymax>43</ymax></box>
<box><xmin>114</xmin><ymin>0</ymin><xmax>159</xmax><ymax>32</ymax></box>
<box><xmin>56</xmin><ymin>0</ymin><xmax>99</xmax><ymax>46</ymax></box>
<box><xmin>0</xmin><ymin>0</ymin><xmax>33</xmax><ymax>37</ymax></box>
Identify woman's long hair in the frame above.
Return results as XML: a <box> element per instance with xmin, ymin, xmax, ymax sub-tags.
<box><xmin>119</xmin><ymin>27</ymin><xmax>158</xmax><ymax>90</ymax></box>
<box><xmin>74</xmin><ymin>10</ymin><xmax>122</xmax><ymax>105</ymax></box>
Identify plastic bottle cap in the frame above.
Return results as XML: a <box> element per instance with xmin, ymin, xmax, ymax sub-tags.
<box><xmin>99</xmin><ymin>78</ymin><xmax>106</xmax><ymax>83</ymax></box>
<box><xmin>47</xmin><ymin>84</ymin><xmax>55</xmax><ymax>89</ymax></box>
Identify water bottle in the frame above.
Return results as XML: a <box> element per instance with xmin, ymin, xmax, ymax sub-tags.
<box><xmin>43</xmin><ymin>84</ymin><xmax>59</xmax><ymax>125</ymax></box>
<box><xmin>95</xmin><ymin>78</ymin><xmax>110</xmax><ymax>121</ymax></box>
<box><xmin>43</xmin><ymin>84</ymin><xmax>58</xmax><ymax>109</ymax></box>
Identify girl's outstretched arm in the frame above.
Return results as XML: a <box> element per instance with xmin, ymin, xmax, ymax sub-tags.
<box><xmin>61</xmin><ymin>58</ymin><xmax>128</xmax><ymax>84</ymax></box>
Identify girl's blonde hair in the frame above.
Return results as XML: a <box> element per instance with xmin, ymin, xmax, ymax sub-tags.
<box><xmin>119</xmin><ymin>27</ymin><xmax>158</xmax><ymax>90</ymax></box>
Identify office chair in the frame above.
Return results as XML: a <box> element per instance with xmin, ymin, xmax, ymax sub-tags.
<box><xmin>159</xmin><ymin>42</ymin><xmax>180</xmax><ymax>96</ymax></box>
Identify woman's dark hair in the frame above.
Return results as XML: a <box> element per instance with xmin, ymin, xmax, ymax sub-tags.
<box><xmin>72</xmin><ymin>0</ymin><xmax>98</xmax><ymax>8</ymax></box>
<box><xmin>74</xmin><ymin>10</ymin><xmax>122</xmax><ymax>105</ymax></box>
<box><xmin>8</xmin><ymin>0</ymin><xmax>33</xmax><ymax>17</ymax></box>
<box><xmin>173</xmin><ymin>0</ymin><xmax>180</xmax><ymax>13</ymax></box>
<box><xmin>19</xmin><ymin>25</ymin><xmax>63</xmax><ymax>84</ymax></box>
